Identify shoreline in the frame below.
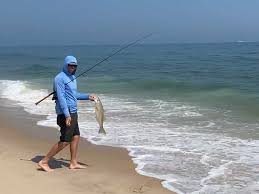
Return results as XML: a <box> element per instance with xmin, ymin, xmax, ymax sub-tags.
<box><xmin>0</xmin><ymin>100</ymin><xmax>175</xmax><ymax>194</ymax></box>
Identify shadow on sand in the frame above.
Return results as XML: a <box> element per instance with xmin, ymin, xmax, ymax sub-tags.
<box><xmin>20</xmin><ymin>156</ymin><xmax>89</xmax><ymax>171</ymax></box>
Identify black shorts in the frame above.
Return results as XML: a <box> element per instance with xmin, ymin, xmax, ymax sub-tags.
<box><xmin>57</xmin><ymin>113</ymin><xmax>80</xmax><ymax>142</ymax></box>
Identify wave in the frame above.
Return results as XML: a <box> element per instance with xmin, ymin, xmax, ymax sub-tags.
<box><xmin>0</xmin><ymin>80</ymin><xmax>54</xmax><ymax>116</ymax></box>
<box><xmin>88</xmin><ymin>77</ymin><xmax>226</xmax><ymax>93</ymax></box>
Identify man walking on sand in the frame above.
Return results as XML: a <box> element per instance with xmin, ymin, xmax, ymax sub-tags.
<box><xmin>38</xmin><ymin>55</ymin><xmax>95</xmax><ymax>172</ymax></box>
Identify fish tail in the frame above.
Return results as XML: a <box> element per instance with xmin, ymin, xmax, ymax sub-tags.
<box><xmin>98</xmin><ymin>127</ymin><xmax>106</xmax><ymax>135</ymax></box>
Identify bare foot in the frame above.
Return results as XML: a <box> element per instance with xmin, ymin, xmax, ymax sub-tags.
<box><xmin>38</xmin><ymin>160</ymin><xmax>54</xmax><ymax>172</ymax></box>
<box><xmin>69</xmin><ymin>163</ymin><xmax>87</xmax><ymax>170</ymax></box>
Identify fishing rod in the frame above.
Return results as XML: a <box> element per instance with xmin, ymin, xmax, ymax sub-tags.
<box><xmin>35</xmin><ymin>33</ymin><xmax>152</xmax><ymax>105</ymax></box>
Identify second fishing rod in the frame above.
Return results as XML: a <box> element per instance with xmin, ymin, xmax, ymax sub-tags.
<box><xmin>35</xmin><ymin>33</ymin><xmax>152</xmax><ymax>105</ymax></box>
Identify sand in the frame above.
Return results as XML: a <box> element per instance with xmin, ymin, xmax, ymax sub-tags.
<box><xmin>0</xmin><ymin>103</ymin><xmax>175</xmax><ymax>194</ymax></box>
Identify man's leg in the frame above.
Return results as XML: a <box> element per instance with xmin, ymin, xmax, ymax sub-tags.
<box><xmin>38</xmin><ymin>141</ymin><xmax>70</xmax><ymax>172</ymax></box>
<box><xmin>69</xmin><ymin>135</ymin><xmax>86</xmax><ymax>169</ymax></box>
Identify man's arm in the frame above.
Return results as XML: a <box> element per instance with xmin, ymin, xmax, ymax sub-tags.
<box><xmin>76</xmin><ymin>92</ymin><xmax>95</xmax><ymax>101</ymax></box>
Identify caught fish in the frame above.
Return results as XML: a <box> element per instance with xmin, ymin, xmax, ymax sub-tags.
<box><xmin>94</xmin><ymin>96</ymin><xmax>106</xmax><ymax>134</ymax></box>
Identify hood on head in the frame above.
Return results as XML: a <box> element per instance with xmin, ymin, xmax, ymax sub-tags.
<box><xmin>63</xmin><ymin>55</ymin><xmax>78</xmax><ymax>75</ymax></box>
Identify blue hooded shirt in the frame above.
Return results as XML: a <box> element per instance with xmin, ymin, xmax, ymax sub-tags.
<box><xmin>54</xmin><ymin>56</ymin><xmax>89</xmax><ymax>117</ymax></box>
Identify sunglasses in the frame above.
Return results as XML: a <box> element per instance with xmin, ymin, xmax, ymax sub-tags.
<box><xmin>68</xmin><ymin>64</ymin><xmax>77</xmax><ymax>68</ymax></box>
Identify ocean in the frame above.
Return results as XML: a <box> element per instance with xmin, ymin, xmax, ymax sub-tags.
<box><xmin>0</xmin><ymin>43</ymin><xmax>259</xmax><ymax>194</ymax></box>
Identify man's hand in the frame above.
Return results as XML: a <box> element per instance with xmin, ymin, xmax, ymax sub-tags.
<box><xmin>89</xmin><ymin>95</ymin><xmax>96</xmax><ymax>101</ymax></box>
<box><xmin>65</xmin><ymin>116</ymin><xmax>71</xmax><ymax>126</ymax></box>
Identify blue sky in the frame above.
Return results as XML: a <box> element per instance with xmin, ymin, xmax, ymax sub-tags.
<box><xmin>1</xmin><ymin>0</ymin><xmax>259</xmax><ymax>45</ymax></box>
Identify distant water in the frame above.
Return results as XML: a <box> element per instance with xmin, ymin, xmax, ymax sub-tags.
<box><xmin>0</xmin><ymin>43</ymin><xmax>259</xmax><ymax>194</ymax></box>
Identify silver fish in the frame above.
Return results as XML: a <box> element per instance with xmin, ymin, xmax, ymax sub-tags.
<box><xmin>94</xmin><ymin>96</ymin><xmax>106</xmax><ymax>134</ymax></box>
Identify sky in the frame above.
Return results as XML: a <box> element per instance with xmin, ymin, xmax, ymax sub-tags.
<box><xmin>1</xmin><ymin>0</ymin><xmax>259</xmax><ymax>45</ymax></box>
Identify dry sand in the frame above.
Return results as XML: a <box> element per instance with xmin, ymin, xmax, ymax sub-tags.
<box><xmin>0</xmin><ymin>103</ymin><xmax>175</xmax><ymax>194</ymax></box>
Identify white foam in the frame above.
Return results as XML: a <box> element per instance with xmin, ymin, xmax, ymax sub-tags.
<box><xmin>200</xmin><ymin>155</ymin><xmax>211</xmax><ymax>166</ymax></box>
<box><xmin>162</xmin><ymin>180</ymin><xmax>185</xmax><ymax>194</ymax></box>
<box><xmin>37</xmin><ymin>114</ymin><xmax>58</xmax><ymax>129</ymax></box>
<box><xmin>0</xmin><ymin>80</ymin><xmax>55</xmax><ymax>116</ymax></box>
<box><xmin>200</xmin><ymin>161</ymin><xmax>233</xmax><ymax>186</ymax></box>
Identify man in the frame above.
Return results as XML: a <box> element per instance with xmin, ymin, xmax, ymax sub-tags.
<box><xmin>38</xmin><ymin>55</ymin><xmax>95</xmax><ymax>172</ymax></box>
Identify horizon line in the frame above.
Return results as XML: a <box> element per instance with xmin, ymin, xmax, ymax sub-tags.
<box><xmin>1</xmin><ymin>40</ymin><xmax>259</xmax><ymax>47</ymax></box>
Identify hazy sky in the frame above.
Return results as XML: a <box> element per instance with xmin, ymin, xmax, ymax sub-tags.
<box><xmin>1</xmin><ymin>0</ymin><xmax>259</xmax><ymax>45</ymax></box>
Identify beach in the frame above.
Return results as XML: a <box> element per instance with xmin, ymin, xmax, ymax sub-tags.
<box><xmin>0</xmin><ymin>102</ymin><xmax>174</xmax><ymax>194</ymax></box>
